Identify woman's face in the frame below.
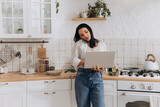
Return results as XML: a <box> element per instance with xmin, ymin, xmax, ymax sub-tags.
<box><xmin>78</xmin><ymin>27</ymin><xmax>91</xmax><ymax>42</ymax></box>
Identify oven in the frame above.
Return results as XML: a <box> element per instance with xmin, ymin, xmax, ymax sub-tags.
<box><xmin>118</xmin><ymin>80</ymin><xmax>160</xmax><ymax>107</ymax></box>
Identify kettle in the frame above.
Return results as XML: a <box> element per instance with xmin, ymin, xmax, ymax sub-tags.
<box><xmin>144</xmin><ymin>54</ymin><xmax>159</xmax><ymax>71</ymax></box>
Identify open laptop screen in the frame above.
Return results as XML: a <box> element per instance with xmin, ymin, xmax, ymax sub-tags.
<box><xmin>84</xmin><ymin>51</ymin><xmax>115</xmax><ymax>68</ymax></box>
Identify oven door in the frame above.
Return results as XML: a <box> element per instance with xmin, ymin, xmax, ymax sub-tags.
<box><xmin>118</xmin><ymin>91</ymin><xmax>160</xmax><ymax>107</ymax></box>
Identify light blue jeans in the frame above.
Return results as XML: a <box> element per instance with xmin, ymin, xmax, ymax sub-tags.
<box><xmin>75</xmin><ymin>68</ymin><xmax>105</xmax><ymax>107</ymax></box>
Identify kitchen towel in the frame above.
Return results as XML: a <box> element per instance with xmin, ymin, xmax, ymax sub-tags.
<box><xmin>150</xmin><ymin>95</ymin><xmax>160</xmax><ymax>107</ymax></box>
<box><xmin>0</xmin><ymin>46</ymin><xmax>16</xmax><ymax>65</ymax></box>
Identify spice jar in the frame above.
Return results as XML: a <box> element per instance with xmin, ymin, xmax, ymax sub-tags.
<box><xmin>39</xmin><ymin>60</ymin><xmax>45</xmax><ymax>72</ymax></box>
<box><xmin>45</xmin><ymin>60</ymin><xmax>49</xmax><ymax>71</ymax></box>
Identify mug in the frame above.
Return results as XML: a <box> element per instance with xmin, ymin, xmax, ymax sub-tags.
<box><xmin>21</xmin><ymin>67</ymin><xmax>27</xmax><ymax>73</ymax></box>
<box><xmin>3</xmin><ymin>66</ymin><xmax>8</xmax><ymax>73</ymax></box>
<box><xmin>29</xmin><ymin>68</ymin><xmax>35</xmax><ymax>74</ymax></box>
<box><xmin>0</xmin><ymin>67</ymin><xmax>4</xmax><ymax>73</ymax></box>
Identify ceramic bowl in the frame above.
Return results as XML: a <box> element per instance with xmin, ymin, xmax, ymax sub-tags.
<box><xmin>47</xmin><ymin>70</ymin><xmax>61</xmax><ymax>75</ymax></box>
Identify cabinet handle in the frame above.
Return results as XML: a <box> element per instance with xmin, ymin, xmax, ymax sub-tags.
<box><xmin>44</xmin><ymin>80</ymin><xmax>55</xmax><ymax>83</ymax></box>
<box><xmin>44</xmin><ymin>92</ymin><xmax>49</xmax><ymax>95</ymax></box>
<box><xmin>121</xmin><ymin>92</ymin><xmax>126</xmax><ymax>96</ymax></box>
<box><xmin>4</xmin><ymin>83</ymin><xmax>8</xmax><ymax>85</ymax></box>
<box><xmin>44</xmin><ymin>92</ymin><xmax>56</xmax><ymax>95</ymax></box>
<box><xmin>0</xmin><ymin>83</ymin><xmax>8</xmax><ymax>86</ymax></box>
<box><xmin>28</xmin><ymin>35</ymin><xmax>31</xmax><ymax>38</ymax></box>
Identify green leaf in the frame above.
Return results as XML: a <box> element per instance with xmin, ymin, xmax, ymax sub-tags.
<box><xmin>56</xmin><ymin>2</ymin><xmax>59</xmax><ymax>8</ymax></box>
<box><xmin>56</xmin><ymin>9</ymin><xmax>59</xmax><ymax>14</ymax></box>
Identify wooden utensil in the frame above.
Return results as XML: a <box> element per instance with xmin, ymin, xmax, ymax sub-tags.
<box><xmin>38</xmin><ymin>44</ymin><xmax>46</xmax><ymax>58</ymax></box>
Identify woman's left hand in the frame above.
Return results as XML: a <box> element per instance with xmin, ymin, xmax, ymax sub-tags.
<box><xmin>92</xmin><ymin>65</ymin><xmax>105</xmax><ymax>72</ymax></box>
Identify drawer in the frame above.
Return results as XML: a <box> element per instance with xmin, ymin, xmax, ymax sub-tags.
<box><xmin>27</xmin><ymin>79</ymin><xmax>71</xmax><ymax>91</ymax></box>
<box><xmin>103</xmin><ymin>80</ymin><xmax>117</xmax><ymax>92</ymax></box>
<box><xmin>0</xmin><ymin>81</ymin><xmax>26</xmax><ymax>93</ymax></box>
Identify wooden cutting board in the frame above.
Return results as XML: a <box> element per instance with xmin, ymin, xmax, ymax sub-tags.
<box><xmin>38</xmin><ymin>44</ymin><xmax>46</xmax><ymax>58</ymax></box>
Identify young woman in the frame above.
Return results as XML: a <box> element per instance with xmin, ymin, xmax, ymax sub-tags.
<box><xmin>72</xmin><ymin>23</ymin><xmax>106</xmax><ymax>107</ymax></box>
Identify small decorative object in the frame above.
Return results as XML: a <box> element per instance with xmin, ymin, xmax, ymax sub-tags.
<box><xmin>55</xmin><ymin>1</ymin><xmax>59</xmax><ymax>14</ymax></box>
<box><xmin>81</xmin><ymin>11</ymin><xmax>87</xmax><ymax>18</ymax></box>
<box><xmin>87</xmin><ymin>0</ymin><xmax>111</xmax><ymax>18</ymax></box>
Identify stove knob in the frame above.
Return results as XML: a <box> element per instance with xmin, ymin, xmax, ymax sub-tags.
<box><xmin>140</xmin><ymin>84</ymin><xmax>145</xmax><ymax>89</ymax></box>
<box><xmin>131</xmin><ymin>85</ymin><xmax>136</xmax><ymax>89</ymax></box>
<box><xmin>121</xmin><ymin>92</ymin><xmax>126</xmax><ymax>96</ymax></box>
<box><xmin>148</xmin><ymin>86</ymin><xmax>153</xmax><ymax>90</ymax></box>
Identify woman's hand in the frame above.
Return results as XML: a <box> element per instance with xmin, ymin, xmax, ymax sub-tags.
<box><xmin>92</xmin><ymin>65</ymin><xmax>105</xmax><ymax>72</ymax></box>
<box><xmin>78</xmin><ymin>60</ymin><xmax>85</xmax><ymax>67</ymax></box>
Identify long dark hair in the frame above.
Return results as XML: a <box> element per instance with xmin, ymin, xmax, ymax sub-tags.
<box><xmin>74</xmin><ymin>23</ymin><xmax>99</xmax><ymax>48</ymax></box>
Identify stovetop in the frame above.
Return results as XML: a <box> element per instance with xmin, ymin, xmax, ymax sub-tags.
<box><xmin>119</xmin><ymin>70</ymin><xmax>160</xmax><ymax>78</ymax></box>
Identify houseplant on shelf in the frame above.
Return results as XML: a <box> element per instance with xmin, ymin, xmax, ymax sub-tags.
<box><xmin>87</xmin><ymin>0</ymin><xmax>111</xmax><ymax>18</ymax></box>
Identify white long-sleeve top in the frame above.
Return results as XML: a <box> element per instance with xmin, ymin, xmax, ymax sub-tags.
<box><xmin>71</xmin><ymin>39</ymin><xmax>107</xmax><ymax>70</ymax></box>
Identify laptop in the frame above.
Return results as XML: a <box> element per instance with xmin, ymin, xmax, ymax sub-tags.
<box><xmin>84</xmin><ymin>51</ymin><xmax>115</xmax><ymax>68</ymax></box>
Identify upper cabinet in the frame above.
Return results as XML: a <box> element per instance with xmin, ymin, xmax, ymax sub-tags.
<box><xmin>27</xmin><ymin>0</ymin><xmax>53</xmax><ymax>38</ymax></box>
<box><xmin>0</xmin><ymin>0</ymin><xmax>54</xmax><ymax>38</ymax></box>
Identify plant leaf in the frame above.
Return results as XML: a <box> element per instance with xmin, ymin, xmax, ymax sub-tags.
<box><xmin>56</xmin><ymin>9</ymin><xmax>59</xmax><ymax>14</ymax></box>
<box><xmin>56</xmin><ymin>2</ymin><xmax>59</xmax><ymax>8</ymax></box>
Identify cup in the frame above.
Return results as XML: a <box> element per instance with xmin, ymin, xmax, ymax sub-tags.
<box><xmin>21</xmin><ymin>67</ymin><xmax>27</xmax><ymax>73</ymax></box>
<box><xmin>3</xmin><ymin>66</ymin><xmax>8</xmax><ymax>73</ymax></box>
<box><xmin>29</xmin><ymin>68</ymin><xmax>35</xmax><ymax>74</ymax></box>
<box><xmin>0</xmin><ymin>67</ymin><xmax>4</xmax><ymax>73</ymax></box>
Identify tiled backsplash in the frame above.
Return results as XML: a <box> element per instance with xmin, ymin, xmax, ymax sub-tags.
<box><xmin>53</xmin><ymin>38</ymin><xmax>160</xmax><ymax>70</ymax></box>
<box><xmin>0</xmin><ymin>38</ymin><xmax>160</xmax><ymax>72</ymax></box>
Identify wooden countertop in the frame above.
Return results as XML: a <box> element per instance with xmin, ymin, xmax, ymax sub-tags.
<box><xmin>1</xmin><ymin>71</ymin><xmax>160</xmax><ymax>82</ymax></box>
<box><xmin>0</xmin><ymin>71</ymin><xmax>73</xmax><ymax>82</ymax></box>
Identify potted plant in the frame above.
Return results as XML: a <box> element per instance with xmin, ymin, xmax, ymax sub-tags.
<box><xmin>87</xmin><ymin>0</ymin><xmax>111</xmax><ymax>18</ymax></box>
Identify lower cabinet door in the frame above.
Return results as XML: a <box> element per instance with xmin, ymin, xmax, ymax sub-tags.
<box><xmin>2</xmin><ymin>93</ymin><xmax>26</xmax><ymax>107</ymax></box>
<box><xmin>104</xmin><ymin>92</ymin><xmax>117</xmax><ymax>107</ymax></box>
<box><xmin>27</xmin><ymin>91</ymin><xmax>71</xmax><ymax>107</ymax></box>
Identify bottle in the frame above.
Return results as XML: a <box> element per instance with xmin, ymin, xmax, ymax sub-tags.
<box><xmin>43</xmin><ymin>25</ymin><xmax>47</xmax><ymax>34</ymax></box>
<box><xmin>45</xmin><ymin>60</ymin><xmax>49</xmax><ymax>71</ymax></box>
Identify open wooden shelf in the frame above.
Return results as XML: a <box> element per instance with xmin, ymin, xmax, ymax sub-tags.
<box><xmin>72</xmin><ymin>17</ymin><xmax>106</xmax><ymax>21</ymax></box>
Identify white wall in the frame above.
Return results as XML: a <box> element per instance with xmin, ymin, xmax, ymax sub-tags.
<box><xmin>54</xmin><ymin>0</ymin><xmax>160</xmax><ymax>38</ymax></box>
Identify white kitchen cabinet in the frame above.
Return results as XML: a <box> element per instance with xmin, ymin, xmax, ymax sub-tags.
<box><xmin>0</xmin><ymin>0</ymin><xmax>27</xmax><ymax>38</ymax></box>
<box><xmin>71</xmin><ymin>79</ymin><xmax>77</xmax><ymax>107</ymax></box>
<box><xmin>0</xmin><ymin>81</ymin><xmax>26</xmax><ymax>107</ymax></box>
<box><xmin>27</xmin><ymin>79</ymin><xmax>72</xmax><ymax>107</ymax></box>
<box><xmin>27</xmin><ymin>0</ymin><xmax>54</xmax><ymax>38</ymax></box>
<box><xmin>104</xmin><ymin>91</ymin><xmax>117</xmax><ymax>107</ymax></box>
<box><xmin>104</xmin><ymin>80</ymin><xmax>117</xmax><ymax>107</ymax></box>
<box><xmin>71</xmin><ymin>79</ymin><xmax>117</xmax><ymax>107</ymax></box>
<box><xmin>0</xmin><ymin>0</ymin><xmax>54</xmax><ymax>38</ymax></box>
<box><xmin>27</xmin><ymin>90</ymin><xmax>71</xmax><ymax>107</ymax></box>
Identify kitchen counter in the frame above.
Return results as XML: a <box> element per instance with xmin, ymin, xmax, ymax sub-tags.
<box><xmin>0</xmin><ymin>71</ymin><xmax>73</xmax><ymax>82</ymax></box>
<box><xmin>71</xmin><ymin>72</ymin><xmax>160</xmax><ymax>82</ymax></box>
<box><xmin>1</xmin><ymin>71</ymin><xmax>160</xmax><ymax>82</ymax></box>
